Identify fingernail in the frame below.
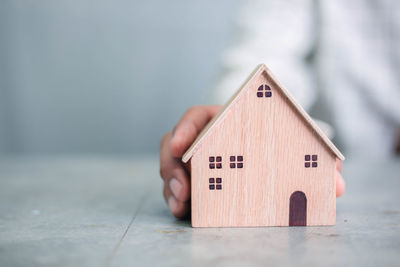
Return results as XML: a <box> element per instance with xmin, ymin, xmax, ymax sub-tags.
<box><xmin>168</xmin><ymin>196</ymin><xmax>178</xmax><ymax>212</ymax></box>
<box><xmin>169</xmin><ymin>178</ymin><xmax>182</xmax><ymax>199</ymax></box>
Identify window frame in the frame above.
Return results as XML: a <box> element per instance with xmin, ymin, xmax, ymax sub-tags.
<box><xmin>209</xmin><ymin>156</ymin><xmax>222</xmax><ymax>169</ymax></box>
<box><xmin>209</xmin><ymin>177</ymin><xmax>222</xmax><ymax>190</ymax></box>
<box><xmin>304</xmin><ymin>154</ymin><xmax>318</xmax><ymax>168</ymax></box>
<box><xmin>257</xmin><ymin>84</ymin><xmax>272</xmax><ymax>98</ymax></box>
<box><xmin>230</xmin><ymin>155</ymin><xmax>244</xmax><ymax>169</ymax></box>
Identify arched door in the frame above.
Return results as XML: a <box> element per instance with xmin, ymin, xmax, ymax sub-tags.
<box><xmin>289</xmin><ymin>191</ymin><xmax>307</xmax><ymax>226</ymax></box>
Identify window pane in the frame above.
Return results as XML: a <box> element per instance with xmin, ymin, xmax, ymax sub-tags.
<box><xmin>312</xmin><ymin>162</ymin><xmax>318</xmax><ymax>168</ymax></box>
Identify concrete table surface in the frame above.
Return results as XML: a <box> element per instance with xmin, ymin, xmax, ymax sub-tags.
<box><xmin>0</xmin><ymin>156</ymin><xmax>399</xmax><ymax>267</ymax></box>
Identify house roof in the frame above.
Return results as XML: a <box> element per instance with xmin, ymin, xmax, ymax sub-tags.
<box><xmin>182</xmin><ymin>64</ymin><xmax>345</xmax><ymax>163</ymax></box>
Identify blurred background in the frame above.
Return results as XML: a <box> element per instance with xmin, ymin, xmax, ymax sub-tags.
<box><xmin>1</xmin><ymin>0</ymin><xmax>399</xmax><ymax>158</ymax></box>
<box><xmin>0</xmin><ymin>0</ymin><xmax>239</xmax><ymax>155</ymax></box>
<box><xmin>1</xmin><ymin>3</ymin><xmax>399</xmax><ymax>266</ymax></box>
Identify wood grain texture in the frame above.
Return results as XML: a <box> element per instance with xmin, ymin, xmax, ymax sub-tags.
<box><xmin>190</xmin><ymin>68</ymin><xmax>338</xmax><ymax>227</ymax></box>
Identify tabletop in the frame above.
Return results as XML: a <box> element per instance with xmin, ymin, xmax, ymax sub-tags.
<box><xmin>0</xmin><ymin>155</ymin><xmax>399</xmax><ymax>267</ymax></box>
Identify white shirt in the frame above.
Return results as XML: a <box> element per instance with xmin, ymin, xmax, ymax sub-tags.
<box><xmin>214</xmin><ymin>0</ymin><xmax>400</xmax><ymax>158</ymax></box>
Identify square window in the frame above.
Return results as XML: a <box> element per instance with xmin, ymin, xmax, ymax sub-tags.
<box><xmin>209</xmin><ymin>177</ymin><xmax>222</xmax><ymax>191</ymax></box>
<box><xmin>209</xmin><ymin>156</ymin><xmax>222</xmax><ymax>169</ymax></box>
<box><xmin>305</xmin><ymin>154</ymin><xmax>318</xmax><ymax>168</ymax></box>
<box><xmin>265</xmin><ymin>91</ymin><xmax>272</xmax><ymax>97</ymax></box>
<box><xmin>230</xmin><ymin>155</ymin><xmax>244</xmax><ymax>169</ymax></box>
<box><xmin>257</xmin><ymin>92</ymin><xmax>263</xmax><ymax>98</ymax></box>
<box><xmin>312</xmin><ymin>162</ymin><xmax>318</xmax><ymax>168</ymax></box>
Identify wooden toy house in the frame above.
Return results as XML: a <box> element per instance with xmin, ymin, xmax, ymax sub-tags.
<box><xmin>182</xmin><ymin>64</ymin><xmax>345</xmax><ymax>227</ymax></box>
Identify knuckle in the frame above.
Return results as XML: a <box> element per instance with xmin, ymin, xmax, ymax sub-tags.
<box><xmin>186</xmin><ymin>121</ymin><xmax>197</xmax><ymax>134</ymax></box>
<box><xmin>163</xmin><ymin>185</ymin><xmax>172</xmax><ymax>205</ymax></box>
<box><xmin>163</xmin><ymin>184</ymin><xmax>168</xmax><ymax>199</ymax></box>
<box><xmin>160</xmin><ymin>132</ymin><xmax>170</xmax><ymax>147</ymax></box>
<box><xmin>187</xmin><ymin>105</ymin><xmax>200</xmax><ymax>115</ymax></box>
<box><xmin>159</xmin><ymin>164</ymin><xmax>169</xmax><ymax>179</ymax></box>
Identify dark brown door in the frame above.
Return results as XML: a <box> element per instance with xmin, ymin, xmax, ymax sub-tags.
<box><xmin>289</xmin><ymin>191</ymin><xmax>307</xmax><ymax>226</ymax></box>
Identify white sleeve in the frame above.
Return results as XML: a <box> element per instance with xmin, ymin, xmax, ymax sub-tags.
<box><xmin>214</xmin><ymin>0</ymin><xmax>316</xmax><ymax>111</ymax></box>
<box><xmin>347</xmin><ymin>54</ymin><xmax>400</xmax><ymax>125</ymax></box>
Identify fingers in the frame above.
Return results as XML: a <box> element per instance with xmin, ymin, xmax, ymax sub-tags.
<box><xmin>163</xmin><ymin>182</ymin><xmax>190</xmax><ymax>218</ymax></box>
<box><xmin>160</xmin><ymin>132</ymin><xmax>191</xmax><ymax>218</ymax></box>
<box><xmin>336</xmin><ymin>158</ymin><xmax>343</xmax><ymax>173</ymax></box>
<box><xmin>170</xmin><ymin>105</ymin><xmax>221</xmax><ymax>158</ymax></box>
<box><xmin>335</xmin><ymin>159</ymin><xmax>345</xmax><ymax>197</ymax></box>
<box><xmin>160</xmin><ymin>105</ymin><xmax>221</xmax><ymax>218</ymax></box>
<box><xmin>160</xmin><ymin>132</ymin><xmax>184</xmax><ymax>184</ymax></box>
<box><xmin>335</xmin><ymin>169</ymin><xmax>345</xmax><ymax>197</ymax></box>
<box><xmin>160</xmin><ymin>133</ymin><xmax>190</xmax><ymax>201</ymax></box>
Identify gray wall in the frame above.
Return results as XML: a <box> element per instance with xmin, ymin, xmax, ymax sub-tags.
<box><xmin>0</xmin><ymin>0</ymin><xmax>239</xmax><ymax>155</ymax></box>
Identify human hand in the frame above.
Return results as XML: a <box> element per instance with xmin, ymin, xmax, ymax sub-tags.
<box><xmin>160</xmin><ymin>105</ymin><xmax>345</xmax><ymax>219</ymax></box>
<box><xmin>160</xmin><ymin>106</ymin><xmax>222</xmax><ymax>218</ymax></box>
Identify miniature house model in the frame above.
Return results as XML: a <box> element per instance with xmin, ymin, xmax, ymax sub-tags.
<box><xmin>182</xmin><ymin>64</ymin><xmax>345</xmax><ymax>227</ymax></box>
